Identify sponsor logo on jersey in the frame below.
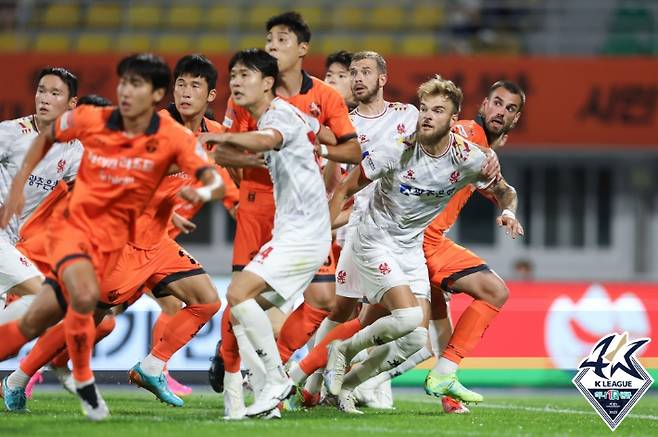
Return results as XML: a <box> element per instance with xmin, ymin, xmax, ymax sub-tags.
<box><xmin>399</xmin><ymin>183</ymin><xmax>456</xmax><ymax>198</ymax></box>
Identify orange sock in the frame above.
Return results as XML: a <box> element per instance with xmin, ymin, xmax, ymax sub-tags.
<box><xmin>219</xmin><ymin>306</ymin><xmax>240</xmax><ymax>373</ymax></box>
<box><xmin>21</xmin><ymin>324</ymin><xmax>67</xmax><ymax>376</ymax></box>
<box><xmin>51</xmin><ymin>314</ymin><xmax>116</xmax><ymax>369</ymax></box>
<box><xmin>299</xmin><ymin>318</ymin><xmax>362</xmax><ymax>375</ymax></box>
<box><xmin>64</xmin><ymin>309</ymin><xmax>96</xmax><ymax>382</ymax></box>
<box><xmin>152</xmin><ymin>302</ymin><xmax>221</xmax><ymax>361</ymax></box>
<box><xmin>277</xmin><ymin>302</ymin><xmax>330</xmax><ymax>363</ymax></box>
<box><xmin>151</xmin><ymin>313</ymin><xmax>172</xmax><ymax>348</ymax></box>
<box><xmin>0</xmin><ymin>320</ymin><xmax>30</xmax><ymax>361</ymax></box>
<box><xmin>442</xmin><ymin>299</ymin><xmax>501</xmax><ymax>365</ymax></box>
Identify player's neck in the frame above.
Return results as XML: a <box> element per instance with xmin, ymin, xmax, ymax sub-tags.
<box><xmin>357</xmin><ymin>97</ymin><xmax>387</xmax><ymax>117</ymax></box>
<box><xmin>122</xmin><ymin>107</ymin><xmax>156</xmax><ymax>136</ymax></box>
<box><xmin>488</xmin><ymin>132</ymin><xmax>505</xmax><ymax>149</ymax></box>
<box><xmin>181</xmin><ymin>111</ymin><xmax>205</xmax><ymax>133</ymax></box>
<box><xmin>421</xmin><ymin>133</ymin><xmax>451</xmax><ymax>157</ymax></box>
<box><xmin>33</xmin><ymin>115</ymin><xmax>52</xmax><ymax>134</ymax></box>
<box><xmin>275</xmin><ymin>67</ymin><xmax>303</xmax><ymax>98</ymax></box>
<box><xmin>248</xmin><ymin>94</ymin><xmax>275</xmax><ymax>120</ymax></box>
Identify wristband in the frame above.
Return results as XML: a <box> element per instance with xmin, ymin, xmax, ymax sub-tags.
<box><xmin>319</xmin><ymin>144</ymin><xmax>329</xmax><ymax>157</ymax></box>
<box><xmin>501</xmin><ymin>209</ymin><xmax>516</xmax><ymax>220</ymax></box>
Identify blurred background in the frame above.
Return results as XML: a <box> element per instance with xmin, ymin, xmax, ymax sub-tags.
<box><xmin>0</xmin><ymin>0</ymin><xmax>656</xmax><ymax>381</ymax></box>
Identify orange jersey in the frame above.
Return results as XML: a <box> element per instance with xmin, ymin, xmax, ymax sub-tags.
<box><xmin>52</xmin><ymin>106</ymin><xmax>211</xmax><ymax>251</ymax></box>
<box><xmin>222</xmin><ymin>71</ymin><xmax>357</xmax><ymax>211</ymax></box>
<box><xmin>423</xmin><ymin>120</ymin><xmax>490</xmax><ymax>245</ymax></box>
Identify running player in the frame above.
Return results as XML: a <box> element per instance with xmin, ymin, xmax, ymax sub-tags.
<box><xmin>0</xmin><ymin>53</ymin><xmax>221</xmax><ymax>421</ymax></box>
<box><xmin>199</xmin><ymin>49</ymin><xmax>332</xmax><ymax>418</ymax></box>
<box><xmin>0</xmin><ymin>67</ymin><xmax>81</xmax><ymax>323</ymax></box>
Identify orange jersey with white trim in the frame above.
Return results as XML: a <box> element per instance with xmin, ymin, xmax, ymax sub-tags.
<box><xmin>52</xmin><ymin>106</ymin><xmax>211</xmax><ymax>251</ymax></box>
<box><xmin>222</xmin><ymin>72</ymin><xmax>356</xmax><ymax>212</ymax></box>
<box><xmin>423</xmin><ymin>119</ymin><xmax>490</xmax><ymax>245</ymax></box>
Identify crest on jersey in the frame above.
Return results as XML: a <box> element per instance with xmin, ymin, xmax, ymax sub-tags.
<box><xmin>358</xmin><ymin>134</ymin><xmax>369</xmax><ymax>145</ymax></box>
<box><xmin>403</xmin><ymin>169</ymin><xmax>415</xmax><ymax>181</ymax></box>
<box><xmin>145</xmin><ymin>138</ymin><xmax>158</xmax><ymax>153</ymax></box>
<box><xmin>57</xmin><ymin>159</ymin><xmax>66</xmax><ymax>173</ymax></box>
<box><xmin>449</xmin><ymin>171</ymin><xmax>460</xmax><ymax>184</ymax></box>
<box><xmin>309</xmin><ymin>102</ymin><xmax>321</xmax><ymax>118</ymax></box>
<box><xmin>378</xmin><ymin>263</ymin><xmax>391</xmax><ymax>275</ymax></box>
<box><xmin>396</xmin><ymin>123</ymin><xmax>406</xmax><ymax>134</ymax></box>
<box><xmin>572</xmin><ymin>332</ymin><xmax>653</xmax><ymax>431</ymax></box>
<box><xmin>337</xmin><ymin>270</ymin><xmax>347</xmax><ymax>284</ymax></box>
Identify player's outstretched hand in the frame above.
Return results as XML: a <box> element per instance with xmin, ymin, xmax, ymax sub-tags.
<box><xmin>178</xmin><ymin>186</ymin><xmax>204</xmax><ymax>205</ymax></box>
<box><xmin>198</xmin><ymin>132</ymin><xmax>230</xmax><ymax>147</ymax></box>
<box><xmin>481</xmin><ymin>150</ymin><xmax>500</xmax><ymax>180</ymax></box>
<box><xmin>496</xmin><ymin>212</ymin><xmax>524</xmax><ymax>239</ymax></box>
<box><xmin>172</xmin><ymin>212</ymin><xmax>197</xmax><ymax>234</ymax></box>
<box><xmin>0</xmin><ymin>189</ymin><xmax>24</xmax><ymax>228</ymax></box>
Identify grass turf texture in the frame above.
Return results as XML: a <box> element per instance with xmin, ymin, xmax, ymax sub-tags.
<box><xmin>1</xmin><ymin>390</ymin><xmax>656</xmax><ymax>436</ymax></box>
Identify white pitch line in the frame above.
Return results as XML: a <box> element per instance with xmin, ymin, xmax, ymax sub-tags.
<box><xmin>413</xmin><ymin>398</ymin><xmax>658</xmax><ymax>421</ymax></box>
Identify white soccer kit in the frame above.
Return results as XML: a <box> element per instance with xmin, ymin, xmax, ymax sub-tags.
<box><xmin>337</xmin><ymin>132</ymin><xmax>494</xmax><ymax>303</ymax></box>
<box><xmin>0</xmin><ymin>115</ymin><xmax>82</xmax><ymax>294</ymax></box>
<box><xmin>244</xmin><ymin>98</ymin><xmax>332</xmax><ymax>307</ymax></box>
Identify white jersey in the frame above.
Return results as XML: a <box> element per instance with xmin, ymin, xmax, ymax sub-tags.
<box><xmin>339</xmin><ymin>102</ymin><xmax>419</xmax><ymax>245</ymax></box>
<box><xmin>0</xmin><ymin>115</ymin><xmax>82</xmax><ymax>243</ymax></box>
<box><xmin>357</xmin><ymin>132</ymin><xmax>494</xmax><ymax>251</ymax></box>
<box><xmin>258</xmin><ymin>97</ymin><xmax>331</xmax><ymax>241</ymax></box>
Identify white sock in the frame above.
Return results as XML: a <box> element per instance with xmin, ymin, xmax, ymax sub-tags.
<box><xmin>223</xmin><ymin>371</ymin><xmax>246</xmax><ymax>416</ymax></box>
<box><xmin>140</xmin><ymin>354</ymin><xmax>166</xmax><ymax>377</ymax></box>
<box><xmin>7</xmin><ymin>368</ymin><xmax>30</xmax><ymax>389</ymax></box>
<box><xmin>74</xmin><ymin>377</ymin><xmax>94</xmax><ymax>388</ymax></box>
<box><xmin>435</xmin><ymin>357</ymin><xmax>459</xmax><ymax>375</ymax></box>
<box><xmin>231</xmin><ymin>299</ymin><xmax>286</xmax><ymax>382</ymax></box>
<box><xmin>370</xmin><ymin>346</ymin><xmax>434</xmax><ymax>387</ymax></box>
<box><xmin>289</xmin><ymin>362</ymin><xmax>308</xmax><ymax>385</ymax></box>
<box><xmin>0</xmin><ymin>295</ymin><xmax>36</xmax><ymax>324</ymax></box>
<box><xmin>234</xmin><ymin>324</ymin><xmax>266</xmax><ymax>395</ymax></box>
<box><xmin>303</xmin><ymin>371</ymin><xmax>324</xmax><ymax>395</ymax></box>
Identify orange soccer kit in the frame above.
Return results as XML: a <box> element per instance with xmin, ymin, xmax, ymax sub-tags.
<box><xmin>424</xmin><ymin>118</ymin><xmax>501</xmax><ymax>366</ymax></box>
<box><xmin>0</xmin><ymin>105</ymin><xmax>212</xmax><ymax>383</ymax></box>
<box><xmin>219</xmin><ymin>71</ymin><xmax>358</xmax><ymax>371</ymax></box>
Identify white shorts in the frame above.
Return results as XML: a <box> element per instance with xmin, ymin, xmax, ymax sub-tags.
<box><xmin>0</xmin><ymin>236</ymin><xmax>43</xmax><ymax>295</ymax></box>
<box><xmin>336</xmin><ymin>238</ymin><xmax>430</xmax><ymax>304</ymax></box>
<box><xmin>245</xmin><ymin>237</ymin><xmax>331</xmax><ymax>310</ymax></box>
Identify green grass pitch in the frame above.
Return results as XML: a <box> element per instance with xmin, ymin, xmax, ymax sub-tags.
<box><xmin>1</xmin><ymin>390</ymin><xmax>657</xmax><ymax>437</ymax></box>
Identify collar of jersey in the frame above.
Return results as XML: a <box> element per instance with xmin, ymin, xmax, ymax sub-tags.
<box><xmin>106</xmin><ymin>108</ymin><xmax>161</xmax><ymax>135</ymax></box>
<box><xmin>299</xmin><ymin>70</ymin><xmax>313</xmax><ymax>94</ymax></box>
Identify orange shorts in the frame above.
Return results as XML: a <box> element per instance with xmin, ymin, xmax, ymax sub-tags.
<box><xmin>423</xmin><ymin>236</ymin><xmax>489</xmax><ymax>293</ymax></box>
<box><xmin>16</xmin><ymin>233</ymin><xmax>51</xmax><ymax>276</ymax></box>
<box><xmin>232</xmin><ymin>201</ymin><xmax>275</xmax><ymax>271</ymax></box>
<box><xmin>312</xmin><ymin>239</ymin><xmax>337</xmax><ymax>283</ymax></box>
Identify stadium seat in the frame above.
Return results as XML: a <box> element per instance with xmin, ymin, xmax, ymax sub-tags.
<box><xmin>331</xmin><ymin>5</ymin><xmax>364</xmax><ymax>30</ymax></box>
<box><xmin>400</xmin><ymin>34</ymin><xmax>438</xmax><ymax>56</ymax></box>
<box><xmin>369</xmin><ymin>5</ymin><xmax>405</xmax><ymax>31</ymax></box>
<box><xmin>197</xmin><ymin>34</ymin><xmax>231</xmax><ymax>54</ymax></box>
<box><xmin>361</xmin><ymin>34</ymin><xmax>395</xmax><ymax>55</ymax></box>
<box><xmin>319</xmin><ymin>35</ymin><xmax>359</xmax><ymax>55</ymax></box>
<box><xmin>116</xmin><ymin>33</ymin><xmax>153</xmax><ymax>52</ymax></box>
<box><xmin>154</xmin><ymin>34</ymin><xmax>193</xmax><ymax>54</ymax></box>
<box><xmin>244</xmin><ymin>5</ymin><xmax>284</xmax><ymax>30</ymax></box>
<box><xmin>85</xmin><ymin>3</ymin><xmax>123</xmax><ymax>29</ymax></box>
<box><xmin>237</xmin><ymin>34</ymin><xmax>265</xmax><ymax>50</ymax></box>
<box><xmin>205</xmin><ymin>5</ymin><xmax>241</xmax><ymax>29</ymax></box>
<box><xmin>75</xmin><ymin>33</ymin><xmax>114</xmax><ymax>53</ymax></box>
<box><xmin>0</xmin><ymin>33</ymin><xmax>28</xmax><ymax>52</ymax></box>
<box><xmin>126</xmin><ymin>3</ymin><xmax>161</xmax><ymax>29</ymax></box>
<box><xmin>295</xmin><ymin>6</ymin><xmax>325</xmax><ymax>30</ymax></box>
<box><xmin>166</xmin><ymin>4</ymin><xmax>203</xmax><ymax>30</ymax></box>
<box><xmin>41</xmin><ymin>3</ymin><xmax>80</xmax><ymax>29</ymax></box>
<box><xmin>409</xmin><ymin>3</ymin><xmax>444</xmax><ymax>30</ymax></box>
<box><xmin>33</xmin><ymin>33</ymin><xmax>71</xmax><ymax>52</ymax></box>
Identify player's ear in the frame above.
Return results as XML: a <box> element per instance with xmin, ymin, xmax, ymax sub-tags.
<box><xmin>68</xmin><ymin>96</ymin><xmax>78</xmax><ymax>110</ymax></box>
<box><xmin>450</xmin><ymin>113</ymin><xmax>459</xmax><ymax>126</ymax></box>
<box><xmin>207</xmin><ymin>88</ymin><xmax>217</xmax><ymax>104</ymax></box>
<box><xmin>263</xmin><ymin>76</ymin><xmax>275</xmax><ymax>94</ymax></box>
<box><xmin>152</xmin><ymin>87</ymin><xmax>166</xmax><ymax>104</ymax></box>
<box><xmin>298</xmin><ymin>41</ymin><xmax>309</xmax><ymax>58</ymax></box>
<box><xmin>511</xmin><ymin>111</ymin><xmax>522</xmax><ymax>128</ymax></box>
<box><xmin>378</xmin><ymin>73</ymin><xmax>388</xmax><ymax>88</ymax></box>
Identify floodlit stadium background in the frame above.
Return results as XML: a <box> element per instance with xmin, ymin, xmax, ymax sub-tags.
<box><xmin>0</xmin><ymin>0</ymin><xmax>656</xmax><ymax>385</ymax></box>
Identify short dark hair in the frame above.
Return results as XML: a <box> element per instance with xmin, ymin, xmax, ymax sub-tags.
<box><xmin>266</xmin><ymin>11</ymin><xmax>311</xmax><ymax>43</ymax></box>
<box><xmin>173</xmin><ymin>54</ymin><xmax>217</xmax><ymax>91</ymax></box>
<box><xmin>78</xmin><ymin>94</ymin><xmax>111</xmax><ymax>107</ymax></box>
<box><xmin>489</xmin><ymin>80</ymin><xmax>526</xmax><ymax>112</ymax></box>
<box><xmin>228</xmin><ymin>49</ymin><xmax>279</xmax><ymax>95</ymax></box>
<box><xmin>37</xmin><ymin>67</ymin><xmax>78</xmax><ymax>99</ymax></box>
<box><xmin>117</xmin><ymin>53</ymin><xmax>170</xmax><ymax>93</ymax></box>
<box><xmin>325</xmin><ymin>50</ymin><xmax>353</xmax><ymax>70</ymax></box>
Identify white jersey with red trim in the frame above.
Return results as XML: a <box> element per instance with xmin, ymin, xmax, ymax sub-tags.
<box><xmin>338</xmin><ymin>102</ymin><xmax>419</xmax><ymax>245</ymax></box>
<box><xmin>357</xmin><ymin>132</ymin><xmax>493</xmax><ymax>251</ymax></box>
<box><xmin>0</xmin><ymin>115</ymin><xmax>82</xmax><ymax>243</ymax></box>
<box><xmin>257</xmin><ymin>97</ymin><xmax>330</xmax><ymax>241</ymax></box>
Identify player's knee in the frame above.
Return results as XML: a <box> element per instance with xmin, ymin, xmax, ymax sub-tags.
<box><xmin>196</xmin><ymin>300</ymin><xmax>222</xmax><ymax>319</ymax></box>
<box><xmin>480</xmin><ymin>277</ymin><xmax>508</xmax><ymax>307</ymax></box>
<box><xmin>398</xmin><ymin>327</ymin><xmax>428</xmax><ymax>357</ymax></box>
<box><xmin>226</xmin><ymin>287</ymin><xmax>246</xmax><ymax>306</ymax></box>
<box><xmin>391</xmin><ymin>306</ymin><xmax>423</xmax><ymax>335</ymax></box>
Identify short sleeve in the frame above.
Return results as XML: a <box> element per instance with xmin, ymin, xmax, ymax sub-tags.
<box><xmin>360</xmin><ymin>143</ymin><xmax>403</xmax><ymax>181</ymax></box>
<box><xmin>62</xmin><ymin>141</ymin><xmax>83</xmax><ymax>181</ymax></box>
<box><xmin>0</xmin><ymin>121</ymin><xmax>16</xmax><ymax>160</ymax></box>
<box><xmin>322</xmin><ymin>86</ymin><xmax>356</xmax><ymax>142</ymax></box>
<box><xmin>53</xmin><ymin>105</ymin><xmax>93</xmax><ymax>143</ymax></box>
<box><xmin>459</xmin><ymin>141</ymin><xmax>495</xmax><ymax>189</ymax></box>
<box><xmin>175</xmin><ymin>130</ymin><xmax>212</xmax><ymax>180</ymax></box>
<box><xmin>257</xmin><ymin>106</ymin><xmax>298</xmax><ymax>150</ymax></box>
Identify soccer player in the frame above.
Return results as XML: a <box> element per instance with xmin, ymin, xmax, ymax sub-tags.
<box><xmin>199</xmin><ymin>48</ymin><xmax>332</xmax><ymax>418</ymax></box>
<box><xmin>0</xmin><ymin>53</ymin><xmax>221</xmax><ymax>421</ymax></box>
<box><xmin>322</xmin><ymin>76</ymin><xmax>511</xmax><ymax>414</ymax></box>
<box><xmin>324</xmin><ymin>50</ymin><xmax>356</xmax><ymax>111</ymax></box>
<box><xmin>210</xmin><ymin>11</ymin><xmax>360</xmax><ymax>418</ymax></box>
<box><xmin>0</xmin><ymin>67</ymin><xmax>81</xmax><ymax>323</ymax></box>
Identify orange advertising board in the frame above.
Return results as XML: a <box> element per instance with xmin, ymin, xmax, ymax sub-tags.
<box><xmin>0</xmin><ymin>54</ymin><xmax>655</xmax><ymax>148</ymax></box>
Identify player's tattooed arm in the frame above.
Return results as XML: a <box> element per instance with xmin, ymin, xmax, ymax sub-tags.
<box><xmin>328</xmin><ymin>164</ymin><xmax>371</xmax><ymax>226</ymax></box>
<box><xmin>485</xmin><ymin>177</ymin><xmax>524</xmax><ymax>239</ymax></box>
<box><xmin>0</xmin><ymin>127</ymin><xmax>56</xmax><ymax>227</ymax></box>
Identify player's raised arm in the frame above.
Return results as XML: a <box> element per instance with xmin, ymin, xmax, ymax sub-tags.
<box><xmin>0</xmin><ymin>126</ymin><xmax>57</xmax><ymax>227</ymax></box>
